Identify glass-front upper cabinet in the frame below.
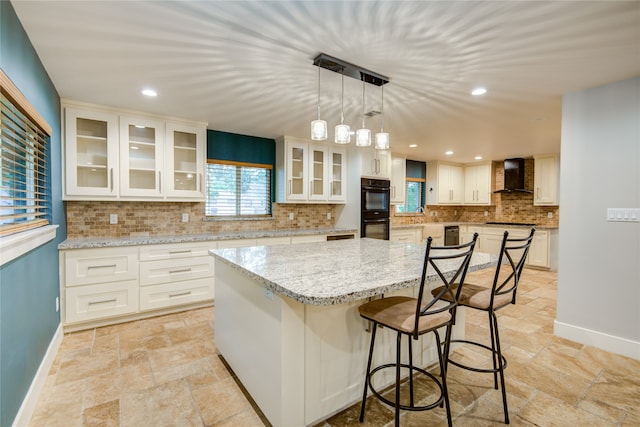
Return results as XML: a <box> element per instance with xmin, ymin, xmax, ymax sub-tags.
<box><xmin>286</xmin><ymin>141</ymin><xmax>308</xmax><ymax>201</ymax></box>
<box><xmin>308</xmin><ymin>145</ymin><xmax>327</xmax><ymax>200</ymax></box>
<box><xmin>64</xmin><ymin>107</ymin><xmax>119</xmax><ymax>198</ymax></box>
<box><xmin>329</xmin><ymin>146</ymin><xmax>346</xmax><ymax>202</ymax></box>
<box><xmin>165</xmin><ymin>122</ymin><xmax>206</xmax><ymax>199</ymax></box>
<box><xmin>119</xmin><ymin>116</ymin><xmax>164</xmax><ymax>197</ymax></box>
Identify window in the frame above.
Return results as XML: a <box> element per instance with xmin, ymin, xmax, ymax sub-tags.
<box><xmin>0</xmin><ymin>92</ymin><xmax>50</xmax><ymax>236</ymax></box>
<box><xmin>395</xmin><ymin>178</ymin><xmax>425</xmax><ymax>213</ymax></box>
<box><xmin>205</xmin><ymin>160</ymin><xmax>272</xmax><ymax>217</ymax></box>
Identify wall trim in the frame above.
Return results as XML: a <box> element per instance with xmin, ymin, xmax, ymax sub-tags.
<box><xmin>554</xmin><ymin>320</ymin><xmax>640</xmax><ymax>361</ymax></box>
<box><xmin>11</xmin><ymin>324</ymin><xmax>63</xmax><ymax>427</ymax></box>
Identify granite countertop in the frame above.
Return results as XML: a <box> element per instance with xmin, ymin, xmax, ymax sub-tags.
<box><xmin>210</xmin><ymin>238</ymin><xmax>497</xmax><ymax>306</ymax></box>
<box><xmin>58</xmin><ymin>227</ymin><xmax>358</xmax><ymax>250</ymax></box>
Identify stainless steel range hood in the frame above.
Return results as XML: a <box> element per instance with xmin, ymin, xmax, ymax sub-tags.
<box><xmin>494</xmin><ymin>158</ymin><xmax>532</xmax><ymax>193</ymax></box>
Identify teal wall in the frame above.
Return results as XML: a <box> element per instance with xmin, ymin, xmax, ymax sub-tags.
<box><xmin>0</xmin><ymin>2</ymin><xmax>64</xmax><ymax>425</ymax></box>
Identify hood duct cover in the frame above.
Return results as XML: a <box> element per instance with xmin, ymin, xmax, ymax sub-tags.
<box><xmin>494</xmin><ymin>158</ymin><xmax>532</xmax><ymax>193</ymax></box>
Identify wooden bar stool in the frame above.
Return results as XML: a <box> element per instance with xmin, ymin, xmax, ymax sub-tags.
<box><xmin>358</xmin><ymin>234</ymin><xmax>479</xmax><ymax>426</ymax></box>
<box><xmin>431</xmin><ymin>228</ymin><xmax>535</xmax><ymax>424</ymax></box>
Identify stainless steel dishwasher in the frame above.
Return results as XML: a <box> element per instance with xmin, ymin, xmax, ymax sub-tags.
<box><xmin>444</xmin><ymin>225</ymin><xmax>459</xmax><ymax>246</ymax></box>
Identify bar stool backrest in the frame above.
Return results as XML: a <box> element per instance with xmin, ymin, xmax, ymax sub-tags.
<box><xmin>413</xmin><ymin>233</ymin><xmax>479</xmax><ymax>339</ymax></box>
<box><xmin>491</xmin><ymin>228</ymin><xmax>536</xmax><ymax>308</ymax></box>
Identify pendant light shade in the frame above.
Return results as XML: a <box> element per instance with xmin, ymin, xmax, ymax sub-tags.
<box><xmin>374</xmin><ymin>84</ymin><xmax>390</xmax><ymax>150</ymax></box>
<box><xmin>311</xmin><ymin>67</ymin><xmax>328</xmax><ymax>140</ymax></box>
<box><xmin>356</xmin><ymin>80</ymin><xmax>372</xmax><ymax>147</ymax></box>
<box><xmin>335</xmin><ymin>70</ymin><xmax>351</xmax><ymax>144</ymax></box>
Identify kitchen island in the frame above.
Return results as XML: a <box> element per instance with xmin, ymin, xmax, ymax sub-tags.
<box><xmin>210</xmin><ymin>238</ymin><xmax>496</xmax><ymax>427</ymax></box>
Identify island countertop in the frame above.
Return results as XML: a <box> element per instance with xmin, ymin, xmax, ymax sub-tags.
<box><xmin>209</xmin><ymin>238</ymin><xmax>496</xmax><ymax>306</ymax></box>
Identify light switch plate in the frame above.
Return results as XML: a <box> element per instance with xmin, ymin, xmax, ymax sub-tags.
<box><xmin>607</xmin><ymin>208</ymin><xmax>640</xmax><ymax>222</ymax></box>
<box><xmin>109</xmin><ymin>214</ymin><xmax>118</xmax><ymax>224</ymax></box>
<box><xmin>289</xmin><ymin>212</ymin><xmax>294</xmax><ymax>220</ymax></box>
<box><xmin>181</xmin><ymin>213</ymin><xmax>189</xmax><ymax>223</ymax></box>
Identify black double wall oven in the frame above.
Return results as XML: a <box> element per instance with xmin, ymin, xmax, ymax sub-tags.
<box><xmin>361</xmin><ymin>178</ymin><xmax>390</xmax><ymax>240</ymax></box>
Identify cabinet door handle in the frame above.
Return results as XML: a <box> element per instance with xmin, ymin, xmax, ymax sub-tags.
<box><xmin>169</xmin><ymin>290</ymin><xmax>192</xmax><ymax>298</ymax></box>
<box><xmin>310</xmin><ymin>181</ymin><xmax>313</xmax><ymax>195</ymax></box>
<box><xmin>371</xmin><ymin>159</ymin><xmax>376</xmax><ymax>174</ymax></box>
<box><xmin>158</xmin><ymin>171</ymin><xmax>162</xmax><ymax>192</ymax></box>
<box><xmin>287</xmin><ymin>179</ymin><xmax>291</xmax><ymax>196</ymax></box>
<box><xmin>169</xmin><ymin>249</ymin><xmax>191</xmax><ymax>254</ymax></box>
<box><xmin>377</xmin><ymin>159</ymin><xmax>381</xmax><ymax>174</ymax></box>
<box><xmin>109</xmin><ymin>168</ymin><xmax>114</xmax><ymax>192</ymax></box>
<box><xmin>88</xmin><ymin>298</ymin><xmax>117</xmax><ymax>305</ymax></box>
<box><xmin>88</xmin><ymin>264</ymin><xmax>116</xmax><ymax>269</ymax></box>
<box><xmin>169</xmin><ymin>268</ymin><xmax>192</xmax><ymax>274</ymax></box>
<box><xmin>199</xmin><ymin>173</ymin><xmax>203</xmax><ymax>193</ymax></box>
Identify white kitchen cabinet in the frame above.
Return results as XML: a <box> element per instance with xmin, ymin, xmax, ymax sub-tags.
<box><xmin>361</xmin><ymin>148</ymin><xmax>391</xmax><ymax>179</ymax></box>
<box><xmin>62</xmin><ymin>101</ymin><xmax>207</xmax><ymax>201</ymax></box>
<box><xmin>464</xmin><ymin>162</ymin><xmax>493</xmax><ymax>205</ymax></box>
<box><xmin>64</xmin><ymin>107</ymin><xmax>119</xmax><ymax>198</ymax></box>
<box><xmin>390</xmin><ymin>227</ymin><xmax>421</xmax><ymax>244</ymax></box>
<box><xmin>527</xmin><ymin>229</ymin><xmax>550</xmax><ymax>268</ymax></box>
<box><xmin>426</xmin><ymin>161</ymin><xmax>464</xmax><ymax>205</ymax></box>
<box><xmin>328</xmin><ymin>146</ymin><xmax>347</xmax><ymax>202</ymax></box>
<box><xmin>138</xmin><ymin>241</ymin><xmax>215</xmax><ymax>312</ymax></box>
<box><xmin>119</xmin><ymin>115</ymin><xmax>165</xmax><ymax>198</ymax></box>
<box><xmin>65</xmin><ymin>280</ymin><xmax>139</xmax><ymax>324</ymax></box>
<box><xmin>390</xmin><ymin>155</ymin><xmax>406</xmax><ymax>204</ymax></box>
<box><xmin>533</xmin><ymin>154</ymin><xmax>560</xmax><ymax>206</ymax></box>
<box><xmin>276</xmin><ymin>136</ymin><xmax>347</xmax><ymax>203</ymax></box>
<box><xmin>309</xmin><ymin>144</ymin><xmax>328</xmax><ymax>201</ymax></box>
<box><xmin>62</xmin><ymin>247</ymin><xmax>140</xmax><ymax>325</ymax></box>
<box><xmin>165</xmin><ymin>122</ymin><xmax>206</xmax><ymax>199</ymax></box>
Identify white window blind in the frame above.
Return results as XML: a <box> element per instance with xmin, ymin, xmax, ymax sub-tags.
<box><xmin>205</xmin><ymin>160</ymin><xmax>272</xmax><ymax>217</ymax></box>
<box><xmin>1</xmin><ymin>92</ymin><xmax>49</xmax><ymax>236</ymax></box>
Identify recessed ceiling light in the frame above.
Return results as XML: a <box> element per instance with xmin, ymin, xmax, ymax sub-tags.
<box><xmin>445</xmin><ymin>150</ymin><xmax>454</xmax><ymax>155</ymax></box>
<box><xmin>474</xmin><ymin>156</ymin><xmax>483</xmax><ymax>160</ymax></box>
<box><xmin>471</xmin><ymin>87</ymin><xmax>487</xmax><ymax>96</ymax></box>
<box><xmin>141</xmin><ymin>89</ymin><xmax>157</xmax><ymax>97</ymax></box>
<box><xmin>409</xmin><ymin>144</ymin><xmax>417</xmax><ymax>148</ymax></box>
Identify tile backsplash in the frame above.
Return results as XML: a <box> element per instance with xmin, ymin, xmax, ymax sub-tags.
<box><xmin>65</xmin><ymin>202</ymin><xmax>337</xmax><ymax>238</ymax></box>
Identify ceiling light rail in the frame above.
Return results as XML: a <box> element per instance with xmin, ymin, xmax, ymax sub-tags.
<box><xmin>313</xmin><ymin>53</ymin><xmax>389</xmax><ymax>86</ymax></box>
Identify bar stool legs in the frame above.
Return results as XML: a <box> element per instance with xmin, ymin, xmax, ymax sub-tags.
<box><xmin>359</xmin><ymin>323</ymin><xmax>453</xmax><ymax>427</ymax></box>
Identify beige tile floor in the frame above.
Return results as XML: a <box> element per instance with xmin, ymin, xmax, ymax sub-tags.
<box><xmin>28</xmin><ymin>269</ymin><xmax>639</xmax><ymax>427</ymax></box>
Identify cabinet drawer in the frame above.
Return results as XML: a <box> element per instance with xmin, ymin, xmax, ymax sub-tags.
<box><xmin>65</xmin><ymin>247</ymin><xmax>138</xmax><ymax>287</ymax></box>
<box><xmin>139</xmin><ymin>256</ymin><xmax>214</xmax><ymax>286</ymax></box>
<box><xmin>139</xmin><ymin>241</ymin><xmax>216</xmax><ymax>261</ymax></box>
<box><xmin>291</xmin><ymin>235</ymin><xmax>327</xmax><ymax>244</ymax></box>
<box><xmin>65</xmin><ymin>280</ymin><xmax>138</xmax><ymax>324</ymax></box>
<box><xmin>139</xmin><ymin>278</ymin><xmax>214</xmax><ymax>312</ymax></box>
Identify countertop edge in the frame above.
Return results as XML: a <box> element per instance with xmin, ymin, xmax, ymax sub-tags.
<box><xmin>58</xmin><ymin>228</ymin><xmax>358</xmax><ymax>250</ymax></box>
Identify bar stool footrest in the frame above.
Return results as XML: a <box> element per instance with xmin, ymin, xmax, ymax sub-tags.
<box><xmin>367</xmin><ymin>363</ymin><xmax>444</xmax><ymax>412</ymax></box>
<box><xmin>448</xmin><ymin>339</ymin><xmax>507</xmax><ymax>374</ymax></box>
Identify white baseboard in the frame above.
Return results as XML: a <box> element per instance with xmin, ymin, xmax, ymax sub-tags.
<box><xmin>12</xmin><ymin>324</ymin><xmax>63</xmax><ymax>427</ymax></box>
<box><xmin>554</xmin><ymin>320</ymin><xmax>640</xmax><ymax>360</ymax></box>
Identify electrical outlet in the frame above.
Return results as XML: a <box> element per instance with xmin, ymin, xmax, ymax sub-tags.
<box><xmin>181</xmin><ymin>213</ymin><xmax>189</xmax><ymax>223</ymax></box>
<box><xmin>55</xmin><ymin>297</ymin><xmax>59</xmax><ymax>312</ymax></box>
<box><xmin>289</xmin><ymin>212</ymin><xmax>294</xmax><ymax>220</ymax></box>
<box><xmin>327</xmin><ymin>212</ymin><xmax>331</xmax><ymax>220</ymax></box>
<box><xmin>109</xmin><ymin>213</ymin><xmax>118</xmax><ymax>224</ymax></box>
<box><xmin>548</xmin><ymin>212</ymin><xmax>553</xmax><ymax>219</ymax></box>
<box><xmin>484</xmin><ymin>211</ymin><xmax>489</xmax><ymax>217</ymax></box>
<box><xmin>264</xmin><ymin>287</ymin><xmax>274</xmax><ymax>300</ymax></box>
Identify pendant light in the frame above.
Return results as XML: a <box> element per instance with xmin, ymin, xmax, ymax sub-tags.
<box><xmin>374</xmin><ymin>84</ymin><xmax>389</xmax><ymax>150</ymax></box>
<box><xmin>334</xmin><ymin>69</ymin><xmax>351</xmax><ymax>144</ymax></box>
<box><xmin>356</xmin><ymin>80</ymin><xmax>371</xmax><ymax>147</ymax></box>
<box><xmin>310</xmin><ymin>66</ymin><xmax>327</xmax><ymax>140</ymax></box>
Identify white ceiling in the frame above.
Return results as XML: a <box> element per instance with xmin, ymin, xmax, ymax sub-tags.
<box><xmin>11</xmin><ymin>0</ymin><xmax>640</xmax><ymax>163</ymax></box>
